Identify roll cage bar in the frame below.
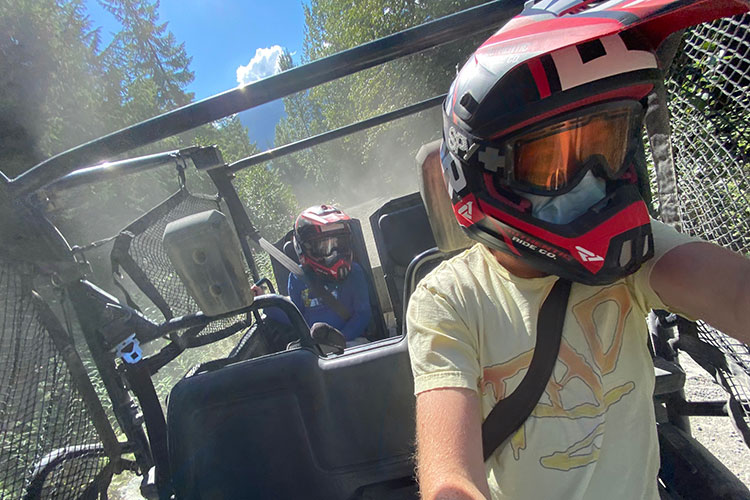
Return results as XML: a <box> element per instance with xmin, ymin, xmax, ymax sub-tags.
<box><xmin>4</xmin><ymin>0</ymin><xmax>524</xmax><ymax>198</ymax></box>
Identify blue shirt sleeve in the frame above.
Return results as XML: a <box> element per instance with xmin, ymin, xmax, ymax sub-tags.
<box><xmin>260</xmin><ymin>272</ymin><xmax>304</xmax><ymax>325</ymax></box>
<box><xmin>339</xmin><ymin>264</ymin><xmax>372</xmax><ymax>341</ymax></box>
<box><xmin>287</xmin><ymin>272</ymin><xmax>305</xmax><ymax>316</ymax></box>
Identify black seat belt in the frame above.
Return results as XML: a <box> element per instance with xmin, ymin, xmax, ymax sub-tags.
<box><xmin>120</xmin><ymin>360</ymin><xmax>171</xmax><ymax>496</ymax></box>
<box><xmin>303</xmin><ymin>269</ymin><xmax>352</xmax><ymax>321</ymax></box>
<box><xmin>482</xmin><ymin>278</ymin><xmax>571</xmax><ymax>461</ymax></box>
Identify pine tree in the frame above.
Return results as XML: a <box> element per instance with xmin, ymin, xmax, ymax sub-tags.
<box><xmin>0</xmin><ymin>0</ymin><xmax>107</xmax><ymax>176</ymax></box>
<box><xmin>98</xmin><ymin>0</ymin><xmax>194</xmax><ymax>123</ymax></box>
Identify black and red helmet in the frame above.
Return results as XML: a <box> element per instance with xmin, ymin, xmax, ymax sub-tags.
<box><xmin>442</xmin><ymin>0</ymin><xmax>748</xmax><ymax>285</ymax></box>
<box><xmin>293</xmin><ymin>205</ymin><xmax>354</xmax><ymax>281</ymax></box>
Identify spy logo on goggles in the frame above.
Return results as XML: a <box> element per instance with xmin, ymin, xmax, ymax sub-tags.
<box><xmin>447</xmin><ymin>126</ymin><xmax>470</xmax><ymax>153</ymax></box>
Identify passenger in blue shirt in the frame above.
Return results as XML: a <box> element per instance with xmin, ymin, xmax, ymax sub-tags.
<box><xmin>288</xmin><ymin>260</ymin><xmax>372</xmax><ymax>344</ymax></box>
<box><xmin>256</xmin><ymin>205</ymin><xmax>372</xmax><ymax>346</ymax></box>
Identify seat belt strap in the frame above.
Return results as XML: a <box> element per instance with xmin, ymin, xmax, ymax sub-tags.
<box><xmin>481</xmin><ymin>278</ymin><xmax>571</xmax><ymax>461</ymax></box>
<box><xmin>121</xmin><ymin>362</ymin><xmax>170</xmax><ymax>493</ymax></box>
<box><xmin>304</xmin><ymin>269</ymin><xmax>352</xmax><ymax>321</ymax></box>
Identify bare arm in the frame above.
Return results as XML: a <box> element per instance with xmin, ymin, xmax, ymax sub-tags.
<box><xmin>650</xmin><ymin>241</ymin><xmax>750</xmax><ymax>344</ymax></box>
<box><xmin>415</xmin><ymin>387</ymin><xmax>490</xmax><ymax>500</ymax></box>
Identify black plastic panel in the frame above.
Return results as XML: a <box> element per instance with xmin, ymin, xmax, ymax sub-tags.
<box><xmin>168</xmin><ymin>336</ymin><xmax>416</xmax><ymax>499</ymax></box>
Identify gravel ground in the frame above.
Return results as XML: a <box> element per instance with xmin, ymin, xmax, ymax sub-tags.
<box><xmin>678</xmin><ymin>352</ymin><xmax>750</xmax><ymax>488</ymax></box>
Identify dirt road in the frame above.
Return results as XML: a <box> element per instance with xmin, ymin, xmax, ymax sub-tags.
<box><xmin>679</xmin><ymin>352</ymin><xmax>750</xmax><ymax>488</ymax></box>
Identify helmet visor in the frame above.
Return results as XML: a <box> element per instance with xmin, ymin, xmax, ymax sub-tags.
<box><xmin>307</xmin><ymin>234</ymin><xmax>351</xmax><ymax>260</ymax></box>
<box><xmin>509</xmin><ymin>102</ymin><xmax>642</xmax><ymax>194</ymax></box>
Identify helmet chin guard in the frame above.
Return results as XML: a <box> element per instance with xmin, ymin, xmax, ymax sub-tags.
<box><xmin>455</xmin><ymin>175</ymin><xmax>654</xmax><ymax>285</ymax></box>
<box><xmin>441</xmin><ymin>0</ymin><xmax>748</xmax><ymax>284</ymax></box>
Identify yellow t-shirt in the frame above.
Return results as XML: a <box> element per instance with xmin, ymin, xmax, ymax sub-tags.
<box><xmin>407</xmin><ymin>219</ymin><xmax>698</xmax><ymax>500</ymax></box>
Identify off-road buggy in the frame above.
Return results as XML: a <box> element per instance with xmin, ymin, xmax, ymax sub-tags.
<box><xmin>1</xmin><ymin>1</ymin><xmax>749</xmax><ymax>499</ymax></box>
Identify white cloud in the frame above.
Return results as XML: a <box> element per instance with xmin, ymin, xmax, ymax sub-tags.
<box><xmin>236</xmin><ymin>45</ymin><xmax>284</xmax><ymax>85</ymax></box>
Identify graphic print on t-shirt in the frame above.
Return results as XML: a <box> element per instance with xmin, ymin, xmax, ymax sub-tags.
<box><xmin>300</xmin><ymin>285</ymin><xmax>341</xmax><ymax>309</ymax></box>
<box><xmin>482</xmin><ymin>283</ymin><xmax>635</xmax><ymax>470</ymax></box>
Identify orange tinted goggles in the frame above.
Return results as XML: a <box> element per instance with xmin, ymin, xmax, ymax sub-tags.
<box><xmin>507</xmin><ymin>101</ymin><xmax>643</xmax><ymax>194</ymax></box>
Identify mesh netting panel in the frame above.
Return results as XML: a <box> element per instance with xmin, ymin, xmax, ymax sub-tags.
<box><xmin>696</xmin><ymin>322</ymin><xmax>750</xmax><ymax>421</ymax></box>
<box><xmin>662</xmin><ymin>14</ymin><xmax>750</xmax><ymax>431</ymax></box>
<box><xmin>0</xmin><ymin>256</ymin><xmax>107</xmax><ymax>499</ymax></box>
<box><xmin>38</xmin><ymin>454</ymin><xmax>109</xmax><ymax>500</ymax></box>
<box><xmin>120</xmin><ymin>191</ymin><xmax>249</xmax><ymax>338</ymax></box>
<box><xmin>126</xmin><ymin>192</ymin><xmax>220</xmax><ymax>319</ymax></box>
<box><xmin>666</xmin><ymin>14</ymin><xmax>750</xmax><ymax>253</ymax></box>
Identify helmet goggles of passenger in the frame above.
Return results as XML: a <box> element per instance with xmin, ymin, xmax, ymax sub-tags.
<box><xmin>485</xmin><ymin>100</ymin><xmax>644</xmax><ymax>195</ymax></box>
<box><xmin>304</xmin><ymin>228</ymin><xmax>351</xmax><ymax>264</ymax></box>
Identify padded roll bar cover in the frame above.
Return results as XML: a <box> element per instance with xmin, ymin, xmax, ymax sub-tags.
<box><xmin>163</xmin><ymin>209</ymin><xmax>253</xmax><ymax>316</ymax></box>
<box><xmin>167</xmin><ymin>336</ymin><xmax>416</xmax><ymax>499</ymax></box>
<box><xmin>416</xmin><ymin>140</ymin><xmax>473</xmax><ymax>253</ymax></box>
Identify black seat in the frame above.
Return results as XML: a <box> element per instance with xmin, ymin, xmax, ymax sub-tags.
<box><xmin>369</xmin><ymin>193</ymin><xmax>436</xmax><ymax>332</ymax></box>
<box><xmin>167</xmin><ymin>337</ymin><xmax>417</xmax><ymax>499</ymax></box>
<box><xmin>269</xmin><ymin>218</ymin><xmax>388</xmax><ymax>340</ymax></box>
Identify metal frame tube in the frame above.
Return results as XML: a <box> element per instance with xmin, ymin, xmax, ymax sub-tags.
<box><xmin>10</xmin><ymin>0</ymin><xmax>524</xmax><ymax>197</ymax></box>
<box><xmin>228</xmin><ymin>94</ymin><xmax>445</xmax><ymax>172</ymax></box>
<box><xmin>45</xmin><ymin>148</ymin><xmax>196</xmax><ymax>192</ymax></box>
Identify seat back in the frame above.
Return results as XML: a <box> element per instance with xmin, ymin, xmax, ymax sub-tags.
<box><xmin>270</xmin><ymin>235</ymin><xmax>300</xmax><ymax>295</ymax></box>
<box><xmin>167</xmin><ymin>337</ymin><xmax>417</xmax><ymax>499</ymax></box>
<box><xmin>270</xmin><ymin>219</ymin><xmax>388</xmax><ymax>340</ymax></box>
<box><xmin>369</xmin><ymin>193</ymin><xmax>436</xmax><ymax>332</ymax></box>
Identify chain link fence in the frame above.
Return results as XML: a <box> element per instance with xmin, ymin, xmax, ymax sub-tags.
<box><xmin>659</xmin><ymin>13</ymin><xmax>750</xmax><ymax>444</ymax></box>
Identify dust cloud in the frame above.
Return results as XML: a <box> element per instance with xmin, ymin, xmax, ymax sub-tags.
<box><xmin>280</xmin><ymin>106</ymin><xmax>443</xmax><ymax>267</ymax></box>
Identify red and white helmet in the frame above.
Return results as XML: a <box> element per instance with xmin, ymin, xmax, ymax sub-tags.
<box><xmin>293</xmin><ymin>205</ymin><xmax>354</xmax><ymax>281</ymax></box>
<box><xmin>442</xmin><ymin>0</ymin><xmax>748</xmax><ymax>285</ymax></box>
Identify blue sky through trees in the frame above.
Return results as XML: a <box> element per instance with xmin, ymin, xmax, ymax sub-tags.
<box><xmin>85</xmin><ymin>0</ymin><xmax>307</xmax><ymax>147</ymax></box>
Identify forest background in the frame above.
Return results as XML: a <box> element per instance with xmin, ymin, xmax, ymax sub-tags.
<box><xmin>0</xmin><ymin>0</ymin><xmax>495</xmax><ymax>250</ymax></box>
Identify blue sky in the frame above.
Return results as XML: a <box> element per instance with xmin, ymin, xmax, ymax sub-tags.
<box><xmin>85</xmin><ymin>0</ymin><xmax>308</xmax><ymax>148</ymax></box>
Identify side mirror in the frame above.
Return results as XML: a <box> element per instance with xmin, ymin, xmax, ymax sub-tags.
<box><xmin>310</xmin><ymin>322</ymin><xmax>346</xmax><ymax>355</ymax></box>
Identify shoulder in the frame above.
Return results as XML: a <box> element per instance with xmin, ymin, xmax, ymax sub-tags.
<box><xmin>408</xmin><ymin>245</ymin><xmax>488</xmax><ymax>316</ymax></box>
<box><xmin>625</xmin><ymin>218</ymin><xmax>703</xmax><ymax>311</ymax></box>
<box><xmin>630</xmin><ymin>219</ymin><xmax>702</xmax><ymax>285</ymax></box>
<box><xmin>650</xmin><ymin>218</ymin><xmax>702</xmax><ymax>257</ymax></box>
<box><xmin>348</xmin><ymin>262</ymin><xmax>368</xmax><ymax>284</ymax></box>
<box><xmin>288</xmin><ymin>271</ymin><xmax>307</xmax><ymax>289</ymax></box>
<box><xmin>415</xmin><ymin>245</ymin><xmax>487</xmax><ymax>295</ymax></box>
<box><xmin>289</xmin><ymin>271</ymin><xmax>302</xmax><ymax>283</ymax></box>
